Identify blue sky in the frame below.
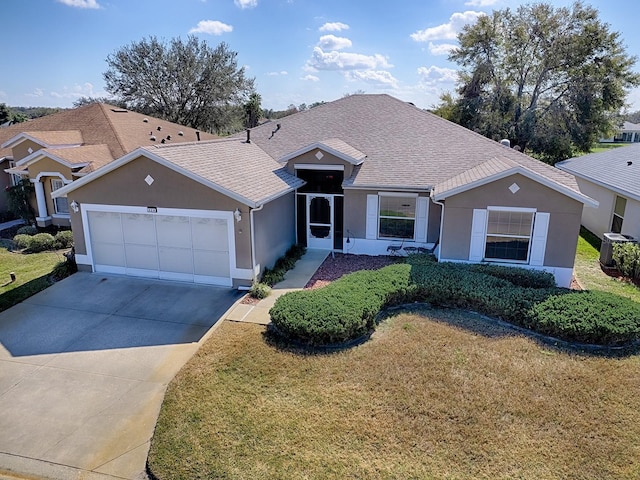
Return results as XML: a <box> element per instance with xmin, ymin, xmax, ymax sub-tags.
<box><xmin>2</xmin><ymin>0</ymin><xmax>640</xmax><ymax>111</ymax></box>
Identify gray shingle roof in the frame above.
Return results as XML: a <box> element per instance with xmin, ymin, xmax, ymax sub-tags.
<box><xmin>143</xmin><ymin>138</ymin><xmax>304</xmax><ymax>206</ymax></box>
<box><xmin>557</xmin><ymin>144</ymin><xmax>640</xmax><ymax>201</ymax></box>
<box><xmin>240</xmin><ymin>94</ymin><xmax>584</xmax><ymax>196</ymax></box>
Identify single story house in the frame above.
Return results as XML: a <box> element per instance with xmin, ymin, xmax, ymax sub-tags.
<box><xmin>53</xmin><ymin>94</ymin><xmax>596</xmax><ymax>288</ymax></box>
<box><xmin>1</xmin><ymin>103</ymin><xmax>215</xmax><ymax>227</ymax></box>
<box><xmin>557</xmin><ymin>144</ymin><xmax>639</xmax><ymax>240</ymax></box>
<box><xmin>600</xmin><ymin>121</ymin><xmax>640</xmax><ymax>143</ymax></box>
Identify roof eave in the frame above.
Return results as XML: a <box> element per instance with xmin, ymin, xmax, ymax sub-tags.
<box><xmin>557</xmin><ymin>163</ymin><xmax>640</xmax><ymax>203</ymax></box>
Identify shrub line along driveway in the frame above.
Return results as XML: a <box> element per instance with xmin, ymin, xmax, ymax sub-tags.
<box><xmin>0</xmin><ymin>272</ymin><xmax>241</xmax><ymax>480</ymax></box>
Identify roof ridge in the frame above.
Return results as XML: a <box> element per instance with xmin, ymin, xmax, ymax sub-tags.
<box><xmin>97</xmin><ymin>103</ymin><xmax>128</xmax><ymax>155</ymax></box>
<box><xmin>146</xmin><ymin>137</ymin><xmax>241</xmax><ymax>150</ymax></box>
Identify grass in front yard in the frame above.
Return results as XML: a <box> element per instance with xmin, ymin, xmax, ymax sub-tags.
<box><xmin>148</xmin><ymin>313</ymin><xmax>640</xmax><ymax>480</ymax></box>
<box><xmin>574</xmin><ymin>228</ymin><xmax>639</xmax><ymax>301</ymax></box>
<box><xmin>0</xmin><ymin>240</ymin><xmax>67</xmax><ymax>312</ymax></box>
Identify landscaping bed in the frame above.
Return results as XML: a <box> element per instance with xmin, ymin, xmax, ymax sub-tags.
<box><xmin>270</xmin><ymin>255</ymin><xmax>640</xmax><ymax>347</ymax></box>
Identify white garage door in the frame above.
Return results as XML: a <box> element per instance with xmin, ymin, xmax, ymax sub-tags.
<box><xmin>85</xmin><ymin>206</ymin><xmax>234</xmax><ymax>286</ymax></box>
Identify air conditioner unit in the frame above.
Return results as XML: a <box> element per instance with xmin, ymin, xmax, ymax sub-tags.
<box><xmin>599</xmin><ymin>232</ymin><xmax>636</xmax><ymax>267</ymax></box>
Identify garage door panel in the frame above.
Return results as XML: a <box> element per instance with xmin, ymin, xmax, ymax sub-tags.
<box><xmin>88</xmin><ymin>211</ymin><xmax>122</xmax><ymax>244</ymax></box>
<box><xmin>158</xmin><ymin>246</ymin><xmax>194</xmax><ymax>274</ymax></box>
<box><xmin>93</xmin><ymin>242</ymin><xmax>126</xmax><ymax>267</ymax></box>
<box><xmin>193</xmin><ymin>250</ymin><xmax>230</xmax><ymax>277</ymax></box>
<box><xmin>124</xmin><ymin>244</ymin><xmax>159</xmax><ymax>270</ymax></box>
<box><xmin>192</xmin><ymin>218</ymin><xmax>229</xmax><ymax>251</ymax></box>
<box><xmin>122</xmin><ymin>214</ymin><xmax>156</xmax><ymax>245</ymax></box>
<box><xmin>157</xmin><ymin>216</ymin><xmax>192</xmax><ymax>248</ymax></box>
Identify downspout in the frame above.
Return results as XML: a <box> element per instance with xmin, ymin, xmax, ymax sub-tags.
<box><xmin>431</xmin><ymin>192</ymin><xmax>445</xmax><ymax>262</ymax></box>
<box><xmin>249</xmin><ymin>203</ymin><xmax>264</xmax><ymax>283</ymax></box>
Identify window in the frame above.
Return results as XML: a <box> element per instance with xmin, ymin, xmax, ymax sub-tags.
<box><xmin>611</xmin><ymin>196</ymin><xmax>626</xmax><ymax>233</ymax></box>
<box><xmin>51</xmin><ymin>179</ymin><xmax>69</xmax><ymax>215</ymax></box>
<box><xmin>378</xmin><ymin>194</ymin><xmax>416</xmax><ymax>239</ymax></box>
<box><xmin>484</xmin><ymin>209</ymin><xmax>534</xmax><ymax>262</ymax></box>
<box><xmin>8</xmin><ymin>161</ymin><xmax>21</xmax><ymax>186</ymax></box>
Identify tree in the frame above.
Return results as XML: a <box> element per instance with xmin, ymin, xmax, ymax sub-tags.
<box><xmin>436</xmin><ymin>1</ymin><xmax>640</xmax><ymax>163</ymax></box>
<box><xmin>0</xmin><ymin>103</ymin><xmax>27</xmax><ymax>124</ymax></box>
<box><xmin>103</xmin><ymin>36</ymin><xmax>255</xmax><ymax>134</ymax></box>
<box><xmin>73</xmin><ymin>96</ymin><xmax>128</xmax><ymax>108</ymax></box>
<box><xmin>244</xmin><ymin>92</ymin><xmax>262</xmax><ymax>128</ymax></box>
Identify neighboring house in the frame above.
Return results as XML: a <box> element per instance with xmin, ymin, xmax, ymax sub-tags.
<box><xmin>600</xmin><ymin>121</ymin><xmax>640</xmax><ymax>143</ymax></box>
<box><xmin>557</xmin><ymin>144</ymin><xmax>640</xmax><ymax>241</ymax></box>
<box><xmin>0</xmin><ymin>104</ymin><xmax>215</xmax><ymax>227</ymax></box>
<box><xmin>53</xmin><ymin>94</ymin><xmax>596</xmax><ymax>288</ymax></box>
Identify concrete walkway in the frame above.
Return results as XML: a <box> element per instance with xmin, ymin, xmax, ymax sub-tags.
<box><xmin>225</xmin><ymin>249</ymin><xmax>330</xmax><ymax>326</ymax></box>
<box><xmin>0</xmin><ymin>219</ymin><xmax>24</xmax><ymax>232</ymax></box>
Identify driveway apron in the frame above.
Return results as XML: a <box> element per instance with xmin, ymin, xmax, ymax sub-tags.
<box><xmin>0</xmin><ymin>272</ymin><xmax>241</xmax><ymax>480</ymax></box>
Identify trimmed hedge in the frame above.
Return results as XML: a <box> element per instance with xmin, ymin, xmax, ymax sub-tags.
<box><xmin>270</xmin><ymin>264</ymin><xmax>411</xmax><ymax>345</ymax></box>
<box><xmin>261</xmin><ymin>244</ymin><xmax>306</xmax><ymax>287</ymax></box>
<box><xmin>16</xmin><ymin>225</ymin><xmax>37</xmax><ymax>236</ymax></box>
<box><xmin>270</xmin><ymin>256</ymin><xmax>640</xmax><ymax>347</ymax></box>
<box><xmin>528</xmin><ymin>290</ymin><xmax>640</xmax><ymax>345</ymax></box>
<box><xmin>13</xmin><ymin>234</ymin><xmax>33</xmax><ymax>249</ymax></box>
<box><xmin>54</xmin><ymin>230</ymin><xmax>74</xmax><ymax>249</ymax></box>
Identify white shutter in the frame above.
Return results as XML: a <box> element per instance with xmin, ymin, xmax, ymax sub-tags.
<box><xmin>529</xmin><ymin>212</ymin><xmax>549</xmax><ymax>266</ymax></box>
<box><xmin>366</xmin><ymin>194</ymin><xmax>379</xmax><ymax>240</ymax></box>
<box><xmin>415</xmin><ymin>197</ymin><xmax>428</xmax><ymax>243</ymax></box>
<box><xmin>469</xmin><ymin>209</ymin><xmax>487</xmax><ymax>261</ymax></box>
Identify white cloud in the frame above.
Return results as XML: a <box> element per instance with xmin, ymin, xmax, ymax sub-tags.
<box><xmin>465</xmin><ymin>0</ymin><xmax>497</xmax><ymax>6</ymax></box>
<box><xmin>267</xmin><ymin>71</ymin><xmax>288</xmax><ymax>76</ymax></box>
<box><xmin>234</xmin><ymin>0</ymin><xmax>257</xmax><ymax>9</ymax></box>
<box><xmin>56</xmin><ymin>0</ymin><xmax>100</xmax><ymax>8</ymax></box>
<box><xmin>319</xmin><ymin>22</ymin><xmax>349</xmax><ymax>32</ymax></box>
<box><xmin>344</xmin><ymin>70</ymin><xmax>399</xmax><ymax>89</ymax></box>
<box><xmin>50</xmin><ymin>82</ymin><xmax>100</xmax><ymax>99</ymax></box>
<box><xmin>0</xmin><ymin>90</ymin><xmax>6</xmax><ymax>100</ymax></box>
<box><xmin>428</xmin><ymin>42</ymin><xmax>457</xmax><ymax>55</ymax></box>
<box><xmin>302</xmin><ymin>75</ymin><xmax>320</xmax><ymax>82</ymax></box>
<box><xmin>26</xmin><ymin>88</ymin><xmax>44</xmax><ymax>98</ymax></box>
<box><xmin>411</xmin><ymin>11</ymin><xmax>485</xmax><ymax>42</ymax></box>
<box><xmin>189</xmin><ymin>20</ymin><xmax>233</xmax><ymax>35</ymax></box>
<box><xmin>417</xmin><ymin>66</ymin><xmax>458</xmax><ymax>85</ymax></box>
<box><xmin>318</xmin><ymin>35</ymin><xmax>352</xmax><ymax>51</ymax></box>
<box><xmin>308</xmin><ymin>47</ymin><xmax>392</xmax><ymax>71</ymax></box>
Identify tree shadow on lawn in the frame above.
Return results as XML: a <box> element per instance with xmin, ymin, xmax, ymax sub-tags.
<box><xmin>263</xmin><ymin>303</ymin><xmax>640</xmax><ymax>360</ymax></box>
<box><xmin>0</xmin><ymin>273</ymin><xmax>53</xmax><ymax>313</ymax></box>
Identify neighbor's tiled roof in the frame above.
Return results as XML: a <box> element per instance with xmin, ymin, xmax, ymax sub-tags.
<box><xmin>240</xmin><ymin>94</ymin><xmax>583</xmax><ymax>196</ymax></box>
<box><xmin>16</xmin><ymin>130</ymin><xmax>84</xmax><ymax>146</ymax></box>
<box><xmin>41</xmin><ymin>144</ymin><xmax>115</xmax><ymax>169</ymax></box>
<box><xmin>0</xmin><ymin>103</ymin><xmax>215</xmax><ymax>162</ymax></box>
<box><xmin>557</xmin><ymin>144</ymin><xmax>640</xmax><ymax>201</ymax></box>
<box><xmin>143</xmin><ymin>138</ymin><xmax>305</xmax><ymax>206</ymax></box>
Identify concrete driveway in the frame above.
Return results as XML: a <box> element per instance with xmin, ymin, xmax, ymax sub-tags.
<box><xmin>0</xmin><ymin>272</ymin><xmax>241</xmax><ymax>480</ymax></box>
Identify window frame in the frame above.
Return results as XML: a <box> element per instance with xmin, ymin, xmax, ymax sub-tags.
<box><xmin>610</xmin><ymin>195</ymin><xmax>626</xmax><ymax>234</ymax></box>
<box><xmin>483</xmin><ymin>206</ymin><xmax>536</xmax><ymax>264</ymax></box>
<box><xmin>51</xmin><ymin>178</ymin><xmax>70</xmax><ymax>215</ymax></box>
<box><xmin>377</xmin><ymin>192</ymin><xmax>418</xmax><ymax>240</ymax></box>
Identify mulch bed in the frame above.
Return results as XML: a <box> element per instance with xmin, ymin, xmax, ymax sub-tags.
<box><xmin>305</xmin><ymin>253</ymin><xmax>399</xmax><ymax>289</ymax></box>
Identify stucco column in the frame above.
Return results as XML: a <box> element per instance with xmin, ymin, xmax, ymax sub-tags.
<box><xmin>33</xmin><ymin>180</ymin><xmax>48</xmax><ymax>219</ymax></box>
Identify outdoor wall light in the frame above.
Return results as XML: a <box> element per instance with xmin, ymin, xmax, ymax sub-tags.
<box><xmin>70</xmin><ymin>200</ymin><xmax>79</xmax><ymax>213</ymax></box>
<box><xmin>234</xmin><ymin>208</ymin><xmax>242</xmax><ymax>223</ymax></box>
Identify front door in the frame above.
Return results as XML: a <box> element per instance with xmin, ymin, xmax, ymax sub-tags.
<box><xmin>307</xmin><ymin>194</ymin><xmax>333</xmax><ymax>249</ymax></box>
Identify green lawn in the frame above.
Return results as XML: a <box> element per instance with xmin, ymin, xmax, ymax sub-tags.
<box><xmin>0</xmin><ymin>240</ymin><xmax>68</xmax><ymax>312</ymax></box>
<box><xmin>588</xmin><ymin>143</ymin><xmax>628</xmax><ymax>154</ymax></box>
<box><xmin>573</xmin><ymin>228</ymin><xmax>639</xmax><ymax>301</ymax></box>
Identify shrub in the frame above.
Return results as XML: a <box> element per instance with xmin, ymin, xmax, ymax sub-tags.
<box><xmin>270</xmin><ymin>264</ymin><xmax>411</xmax><ymax>345</ymax></box>
<box><xmin>613</xmin><ymin>242</ymin><xmax>640</xmax><ymax>281</ymax></box>
<box><xmin>51</xmin><ymin>258</ymin><xmax>78</xmax><ymax>281</ymax></box>
<box><xmin>16</xmin><ymin>225</ymin><xmax>37</xmax><ymax>236</ymax></box>
<box><xmin>469</xmin><ymin>263</ymin><xmax>556</xmax><ymax>288</ymax></box>
<box><xmin>260</xmin><ymin>244</ymin><xmax>306</xmax><ymax>286</ymax></box>
<box><xmin>249</xmin><ymin>282</ymin><xmax>271</xmax><ymax>299</ymax></box>
<box><xmin>13</xmin><ymin>234</ymin><xmax>32</xmax><ymax>249</ymax></box>
<box><xmin>54</xmin><ymin>230</ymin><xmax>74</xmax><ymax>249</ymax></box>
<box><xmin>27</xmin><ymin>233</ymin><xmax>55</xmax><ymax>252</ymax></box>
<box><xmin>528</xmin><ymin>291</ymin><xmax>640</xmax><ymax>345</ymax></box>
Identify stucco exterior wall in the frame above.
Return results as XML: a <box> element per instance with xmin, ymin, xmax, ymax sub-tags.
<box><xmin>439</xmin><ymin>173</ymin><xmax>583</xmax><ymax>269</ymax></box>
<box><xmin>574</xmin><ymin>177</ymin><xmax>640</xmax><ymax>240</ymax></box>
<box><xmin>253</xmin><ymin>192</ymin><xmax>296</xmax><ymax>275</ymax></box>
<box><xmin>12</xmin><ymin>140</ymin><xmax>43</xmax><ymax>162</ymax></box>
<box><xmin>67</xmin><ymin>155</ymin><xmax>252</xmax><ymax>270</ymax></box>
<box><xmin>285</xmin><ymin>150</ymin><xmax>355</xmax><ymax>178</ymax></box>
